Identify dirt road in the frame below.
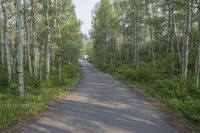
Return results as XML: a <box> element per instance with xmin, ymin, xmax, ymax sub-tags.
<box><xmin>20</xmin><ymin>60</ymin><xmax>180</xmax><ymax>133</ymax></box>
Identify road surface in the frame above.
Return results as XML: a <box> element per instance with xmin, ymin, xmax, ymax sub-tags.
<box><xmin>20</xmin><ymin>60</ymin><xmax>181</xmax><ymax>133</ymax></box>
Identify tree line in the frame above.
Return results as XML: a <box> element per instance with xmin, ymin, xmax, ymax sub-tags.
<box><xmin>0</xmin><ymin>0</ymin><xmax>82</xmax><ymax>97</ymax></box>
<box><xmin>91</xmin><ymin>0</ymin><xmax>200</xmax><ymax>87</ymax></box>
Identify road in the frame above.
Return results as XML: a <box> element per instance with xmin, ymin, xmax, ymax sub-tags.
<box><xmin>20</xmin><ymin>60</ymin><xmax>181</xmax><ymax>133</ymax></box>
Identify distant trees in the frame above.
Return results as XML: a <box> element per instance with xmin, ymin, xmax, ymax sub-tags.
<box><xmin>0</xmin><ymin>0</ymin><xmax>82</xmax><ymax>97</ymax></box>
<box><xmin>91</xmin><ymin>0</ymin><xmax>200</xmax><ymax>87</ymax></box>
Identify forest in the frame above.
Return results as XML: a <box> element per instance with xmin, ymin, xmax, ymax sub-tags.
<box><xmin>0</xmin><ymin>0</ymin><xmax>82</xmax><ymax>129</ymax></box>
<box><xmin>0</xmin><ymin>0</ymin><xmax>200</xmax><ymax>132</ymax></box>
<box><xmin>90</xmin><ymin>0</ymin><xmax>200</xmax><ymax>129</ymax></box>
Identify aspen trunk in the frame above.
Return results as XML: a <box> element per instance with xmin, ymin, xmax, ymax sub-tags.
<box><xmin>2</xmin><ymin>1</ymin><xmax>12</xmax><ymax>82</ymax></box>
<box><xmin>0</xmin><ymin>27</ymin><xmax>4</xmax><ymax>66</ymax></box>
<box><xmin>195</xmin><ymin>0</ymin><xmax>200</xmax><ymax>87</ymax></box>
<box><xmin>24</xmin><ymin>0</ymin><xmax>32</xmax><ymax>74</ymax></box>
<box><xmin>16</xmin><ymin>0</ymin><xmax>24</xmax><ymax>97</ymax></box>
<box><xmin>58</xmin><ymin>47</ymin><xmax>62</xmax><ymax>81</ymax></box>
<box><xmin>181</xmin><ymin>0</ymin><xmax>190</xmax><ymax>85</ymax></box>
<box><xmin>135</xmin><ymin>5</ymin><xmax>139</xmax><ymax>69</ymax></box>
<box><xmin>168</xmin><ymin>3</ymin><xmax>175</xmax><ymax>75</ymax></box>
<box><xmin>146</xmin><ymin>0</ymin><xmax>155</xmax><ymax>67</ymax></box>
<box><xmin>32</xmin><ymin>1</ymin><xmax>39</xmax><ymax>78</ymax></box>
<box><xmin>45</xmin><ymin>0</ymin><xmax>50</xmax><ymax>80</ymax></box>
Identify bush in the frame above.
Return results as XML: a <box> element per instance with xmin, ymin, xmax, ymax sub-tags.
<box><xmin>182</xmin><ymin>97</ymin><xmax>200</xmax><ymax>122</ymax></box>
<box><xmin>131</xmin><ymin>67</ymin><xmax>158</xmax><ymax>83</ymax></box>
<box><xmin>0</xmin><ymin>73</ymin><xmax>9</xmax><ymax>91</ymax></box>
<box><xmin>0</xmin><ymin>64</ymin><xmax>80</xmax><ymax>129</ymax></box>
<box><xmin>151</xmin><ymin>77</ymin><xmax>188</xmax><ymax>99</ymax></box>
<box><xmin>115</xmin><ymin>64</ymin><xmax>134</xmax><ymax>80</ymax></box>
<box><xmin>167</xmin><ymin>98</ymin><xmax>182</xmax><ymax>111</ymax></box>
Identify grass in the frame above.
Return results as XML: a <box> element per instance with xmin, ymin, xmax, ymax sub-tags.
<box><xmin>0</xmin><ymin>64</ymin><xmax>80</xmax><ymax>131</ymax></box>
<box><xmin>94</xmin><ymin>58</ymin><xmax>200</xmax><ymax>132</ymax></box>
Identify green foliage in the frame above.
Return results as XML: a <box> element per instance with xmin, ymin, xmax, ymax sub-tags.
<box><xmin>0</xmin><ymin>73</ymin><xmax>9</xmax><ymax>91</ymax></box>
<box><xmin>182</xmin><ymin>97</ymin><xmax>200</xmax><ymax>122</ymax></box>
<box><xmin>0</xmin><ymin>65</ymin><xmax>80</xmax><ymax>129</ymax></box>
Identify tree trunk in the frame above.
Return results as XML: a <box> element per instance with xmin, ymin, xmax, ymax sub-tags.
<box><xmin>174</xmin><ymin>32</ymin><xmax>181</xmax><ymax>66</ymax></box>
<box><xmin>189</xmin><ymin>0</ymin><xmax>193</xmax><ymax>53</ymax></box>
<box><xmin>58</xmin><ymin>47</ymin><xmax>62</xmax><ymax>81</ymax></box>
<box><xmin>24</xmin><ymin>0</ymin><xmax>32</xmax><ymax>74</ymax></box>
<box><xmin>146</xmin><ymin>0</ymin><xmax>155</xmax><ymax>67</ymax></box>
<box><xmin>32</xmin><ymin>1</ymin><xmax>39</xmax><ymax>78</ymax></box>
<box><xmin>181</xmin><ymin>0</ymin><xmax>190</xmax><ymax>85</ymax></box>
<box><xmin>0</xmin><ymin>26</ymin><xmax>4</xmax><ymax>66</ymax></box>
<box><xmin>133</xmin><ymin>4</ymin><xmax>139</xmax><ymax>69</ymax></box>
<box><xmin>16</xmin><ymin>0</ymin><xmax>25</xmax><ymax>97</ymax></box>
<box><xmin>168</xmin><ymin>2</ymin><xmax>175</xmax><ymax>75</ymax></box>
<box><xmin>136</xmin><ymin>5</ymin><xmax>139</xmax><ymax>69</ymax></box>
<box><xmin>45</xmin><ymin>0</ymin><xmax>50</xmax><ymax>81</ymax></box>
<box><xmin>2</xmin><ymin>1</ymin><xmax>12</xmax><ymax>82</ymax></box>
<box><xmin>195</xmin><ymin>0</ymin><xmax>200</xmax><ymax>87</ymax></box>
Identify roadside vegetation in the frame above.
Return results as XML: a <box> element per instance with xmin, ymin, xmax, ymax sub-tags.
<box><xmin>95</xmin><ymin>58</ymin><xmax>200</xmax><ymax>130</ymax></box>
<box><xmin>0</xmin><ymin>0</ymin><xmax>82</xmax><ymax>130</ymax></box>
<box><xmin>90</xmin><ymin>0</ymin><xmax>200</xmax><ymax>131</ymax></box>
<box><xmin>0</xmin><ymin>65</ymin><xmax>80</xmax><ymax>130</ymax></box>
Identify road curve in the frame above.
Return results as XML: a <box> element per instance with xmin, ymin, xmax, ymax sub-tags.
<box><xmin>20</xmin><ymin>60</ymin><xmax>180</xmax><ymax>133</ymax></box>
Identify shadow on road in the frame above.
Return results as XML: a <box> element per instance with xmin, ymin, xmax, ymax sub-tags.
<box><xmin>21</xmin><ymin>60</ymin><xmax>180</xmax><ymax>133</ymax></box>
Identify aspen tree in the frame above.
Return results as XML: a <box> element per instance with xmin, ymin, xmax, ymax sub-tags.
<box><xmin>45</xmin><ymin>0</ymin><xmax>50</xmax><ymax>81</ymax></box>
<box><xmin>2</xmin><ymin>1</ymin><xmax>12</xmax><ymax>82</ymax></box>
<box><xmin>16</xmin><ymin>0</ymin><xmax>24</xmax><ymax>97</ymax></box>
<box><xmin>181</xmin><ymin>0</ymin><xmax>190</xmax><ymax>85</ymax></box>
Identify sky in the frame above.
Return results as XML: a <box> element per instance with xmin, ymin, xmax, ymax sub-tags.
<box><xmin>72</xmin><ymin>0</ymin><xmax>99</xmax><ymax>36</ymax></box>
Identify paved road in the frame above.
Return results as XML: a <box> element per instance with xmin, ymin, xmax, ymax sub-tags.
<box><xmin>20</xmin><ymin>60</ymin><xmax>180</xmax><ymax>133</ymax></box>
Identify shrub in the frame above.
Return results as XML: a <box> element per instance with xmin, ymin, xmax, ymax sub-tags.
<box><xmin>0</xmin><ymin>73</ymin><xmax>9</xmax><ymax>91</ymax></box>
<box><xmin>182</xmin><ymin>97</ymin><xmax>200</xmax><ymax>122</ymax></box>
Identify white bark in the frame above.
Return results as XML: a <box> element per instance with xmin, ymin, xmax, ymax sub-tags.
<box><xmin>58</xmin><ymin>47</ymin><xmax>61</xmax><ymax>81</ymax></box>
<box><xmin>45</xmin><ymin>0</ymin><xmax>50</xmax><ymax>80</ymax></box>
<box><xmin>16</xmin><ymin>0</ymin><xmax>24</xmax><ymax>97</ymax></box>
<box><xmin>0</xmin><ymin>26</ymin><xmax>4</xmax><ymax>66</ymax></box>
<box><xmin>32</xmin><ymin>1</ymin><xmax>39</xmax><ymax>78</ymax></box>
<box><xmin>168</xmin><ymin>3</ymin><xmax>175</xmax><ymax>75</ymax></box>
<box><xmin>181</xmin><ymin>0</ymin><xmax>190</xmax><ymax>85</ymax></box>
<box><xmin>133</xmin><ymin>4</ymin><xmax>139</xmax><ymax>69</ymax></box>
<box><xmin>195</xmin><ymin>0</ymin><xmax>200</xmax><ymax>87</ymax></box>
<box><xmin>24</xmin><ymin>0</ymin><xmax>32</xmax><ymax>74</ymax></box>
<box><xmin>145</xmin><ymin>0</ymin><xmax>155</xmax><ymax>67</ymax></box>
<box><xmin>40</xmin><ymin>48</ymin><xmax>43</xmax><ymax>80</ymax></box>
<box><xmin>2</xmin><ymin>1</ymin><xmax>12</xmax><ymax>82</ymax></box>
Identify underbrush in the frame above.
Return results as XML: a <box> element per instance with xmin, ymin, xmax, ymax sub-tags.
<box><xmin>0</xmin><ymin>64</ymin><xmax>80</xmax><ymax>130</ymax></box>
<box><xmin>95</xmin><ymin>59</ymin><xmax>200</xmax><ymax>131</ymax></box>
